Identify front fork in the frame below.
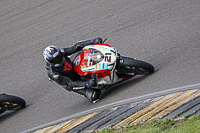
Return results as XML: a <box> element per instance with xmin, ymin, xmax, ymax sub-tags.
<box><xmin>115</xmin><ymin>54</ymin><xmax>136</xmax><ymax>75</ymax></box>
<box><xmin>115</xmin><ymin>54</ymin><xmax>128</xmax><ymax>73</ymax></box>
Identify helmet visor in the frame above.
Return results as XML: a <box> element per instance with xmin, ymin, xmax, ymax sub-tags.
<box><xmin>47</xmin><ymin>53</ymin><xmax>63</xmax><ymax>65</ymax></box>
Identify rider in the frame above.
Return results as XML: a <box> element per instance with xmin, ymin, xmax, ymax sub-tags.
<box><xmin>43</xmin><ymin>37</ymin><xmax>103</xmax><ymax>103</ymax></box>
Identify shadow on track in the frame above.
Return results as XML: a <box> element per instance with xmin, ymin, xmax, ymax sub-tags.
<box><xmin>100</xmin><ymin>73</ymin><xmax>155</xmax><ymax>100</ymax></box>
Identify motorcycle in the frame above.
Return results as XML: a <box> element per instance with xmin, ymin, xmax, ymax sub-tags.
<box><xmin>71</xmin><ymin>39</ymin><xmax>154</xmax><ymax>102</ymax></box>
<box><xmin>0</xmin><ymin>93</ymin><xmax>26</xmax><ymax>114</ymax></box>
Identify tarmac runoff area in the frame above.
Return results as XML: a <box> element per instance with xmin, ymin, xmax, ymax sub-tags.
<box><xmin>22</xmin><ymin>83</ymin><xmax>200</xmax><ymax>133</ymax></box>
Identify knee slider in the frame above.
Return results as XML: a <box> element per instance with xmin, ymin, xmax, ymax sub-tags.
<box><xmin>52</xmin><ymin>72</ymin><xmax>61</xmax><ymax>81</ymax></box>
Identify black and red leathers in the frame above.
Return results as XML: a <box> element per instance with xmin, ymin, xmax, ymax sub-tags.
<box><xmin>45</xmin><ymin>38</ymin><xmax>102</xmax><ymax>102</ymax></box>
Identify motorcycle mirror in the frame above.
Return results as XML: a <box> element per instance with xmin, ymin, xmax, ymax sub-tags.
<box><xmin>102</xmin><ymin>38</ymin><xmax>107</xmax><ymax>43</ymax></box>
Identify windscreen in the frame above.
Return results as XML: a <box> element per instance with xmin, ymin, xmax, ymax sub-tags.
<box><xmin>82</xmin><ymin>48</ymin><xmax>104</xmax><ymax>67</ymax></box>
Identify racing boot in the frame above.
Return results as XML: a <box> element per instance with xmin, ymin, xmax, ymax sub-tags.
<box><xmin>72</xmin><ymin>79</ymin><xmax>101</xmax><ymax>103</ymax></box>
<box><xmin>72</xmin><ymin>87</ymin><xmax>101</xmax><ymax>103</ymax></box>
<box><xmin>85</xmin><ymin>88</ymin><xmax>101</xmax><ymax>103</ymax></box>
<box><xmin>85</xmin><ymin>78</ymin><xmax>101</xmax><ymax>103</ymax></box>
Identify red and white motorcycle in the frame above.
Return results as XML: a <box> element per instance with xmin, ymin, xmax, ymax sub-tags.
<box><xmin>71</xmin><ymin>39</ymin><xmax>154</xmax><ymax>102</ymax></box>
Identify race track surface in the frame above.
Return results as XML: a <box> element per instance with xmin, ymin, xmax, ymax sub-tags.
<box><xmin>0</xmin><ymin>0</ymin><xmax>200</xmax><ymax>132</ymax></box>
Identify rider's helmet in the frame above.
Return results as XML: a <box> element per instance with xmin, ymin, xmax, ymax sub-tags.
<box><xmin>43</xmin><ymin>45</ymin><xmax>65</xmax><ymax>67</ymax></box>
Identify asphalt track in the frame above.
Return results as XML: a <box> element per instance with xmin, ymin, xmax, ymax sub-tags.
<box><xmin>0</xmin><ymin>0</ymin><xmax>200</xmax><ymax>133</ymax></box>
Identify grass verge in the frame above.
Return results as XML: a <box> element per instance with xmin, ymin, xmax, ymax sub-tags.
<box><xmin>96</xmin><ymin>114</ymin><xmax>200</xmax><ymax>133</ymax></box>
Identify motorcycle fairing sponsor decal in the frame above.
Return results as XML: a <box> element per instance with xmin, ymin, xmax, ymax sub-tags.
<box><xmin>75</xmin><ymin>60</ymin><xmax>80</xmax><ymax>66</ymax></box>
<box><xmin>96</xmin><ymin>63</ymin><xmax>108</xmax><ymax>70</ymax></box>
<box><xmin>85</xmin><ymin>44</ymin><xmax>114</xmax><ymax>54</ymax></box>
<box><xmin>74</xmin><ymin>55</ymin><xmax>80</xmax><ymax>67</ymax></box>
<box><xmin>81</xmin><ymin>65</ymin><xmax>87</xmax><ymax>68</ymax></box>
<box><xmin>82</xmin><ymin>67</ymin><xmax>95</xmax><ymax>72</ymax></box>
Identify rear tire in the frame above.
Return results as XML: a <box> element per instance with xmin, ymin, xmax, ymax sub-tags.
<box><xmin>0</xmin><ymin>94</ymin><xmax>26</xmax><ymax>111</ymax></box>
<box><xmin>120</xmin><ymin>57</ymin><xmax>154</xmax><ymax>75</ymax></box>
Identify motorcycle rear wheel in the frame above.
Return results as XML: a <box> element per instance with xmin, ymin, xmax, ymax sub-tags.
<box><xmin>0</xmin><ymin>94</ymin><xmax>26</xmax><ymax>111</ymax></box>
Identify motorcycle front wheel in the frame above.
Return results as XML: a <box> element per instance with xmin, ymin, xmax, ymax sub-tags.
<box><xmin>119</xmin><ymin>57</ymin><xmax>154</xmax><ymax>75</ymax></box>
<box><xmin>0</xmin><ymin>94</ymin><xmax>26</xmax><ymax>111</ymax></box>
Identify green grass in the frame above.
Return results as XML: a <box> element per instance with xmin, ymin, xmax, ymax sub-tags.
<box><xmin>95</xmin><ymin>114</ymin><xmax>200</xmax><ymax>133</ymax></box>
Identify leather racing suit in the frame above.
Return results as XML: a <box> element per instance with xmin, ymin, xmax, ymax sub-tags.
<box><xmin>45</xmin><ymin>38</ymin><xmax>102</xmax><ymax>102</ymax></box>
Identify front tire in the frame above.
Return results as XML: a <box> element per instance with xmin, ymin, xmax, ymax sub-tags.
<box><xmin>119</xmin><ymin>57</ymin><xmax>154</xmax><ymax>75</ymax></box>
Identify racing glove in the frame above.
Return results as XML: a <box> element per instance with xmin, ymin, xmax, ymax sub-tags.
<box><xmin>90</xmin><ymin>37</ymin><xmax>103</xmax><ymax>44</ymax></box>
<box><xmin>86</xmin><ymin>79</ymin><xmax>97</xmax><ymax>88</ymax></box>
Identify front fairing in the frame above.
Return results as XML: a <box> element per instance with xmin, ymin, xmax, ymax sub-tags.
<box><xmin>73</xmin><ymin>44</ymin><xmax>117</xmax><ymax>78</ymax></box>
